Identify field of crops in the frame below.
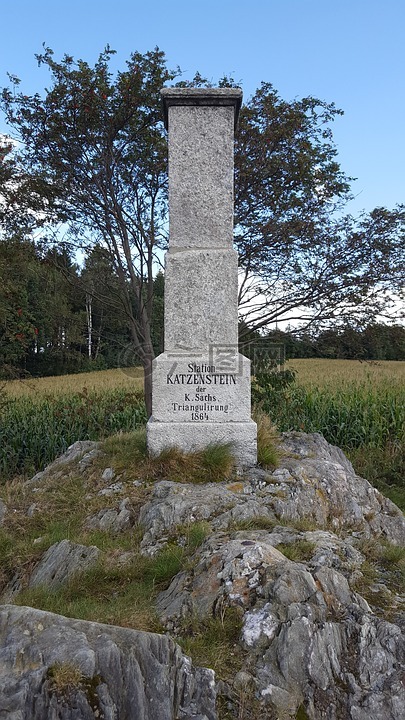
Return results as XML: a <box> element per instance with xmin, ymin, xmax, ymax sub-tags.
<box><xmin>3</xmin><ymin>366</ymin><xmax>144</xmax><ymax>398</ymax></box>
<box><xmin>287</xmin><ymin>358</ymin><xmax>405</xmax><ymax>388</ymax></box>
<box><xmin>0</xmin><ymin>382</ymin><xmax>146</xmax><ymax>479</ymax></box>
<box><xmin>1</xmin><ymin>360</ymin><xmax>404</xmax><ymax>507</ymax></box>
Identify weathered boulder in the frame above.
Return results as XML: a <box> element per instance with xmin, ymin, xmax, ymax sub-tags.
<box><xmin>26</xmin><ymin>440</ymin><xmax>101</xmax><ymax>487</ymax></box>
<box><xmin>0</xmin><ymin>604</ymin><xmax>217</xmax><ymax>720</ymax></box>
<box><xmin>28</xmin><ymin>540</ymin><xmax>100</xmax><ymax>589</ymax></box>
<box><xmin>1</xmin><ymin>541</ymin><xmax>101</xmax><ymax>605</ymax></box>
<box><xmin>157</xmin><ymin>527</ymin><xmax>404</xmax><ymax>719</ymax></box>
<box><xmin>157</xmin><ymin>532</ymin><xmax>286</xmax><ymax>624</ymax></box>
<box><xmin>156</xmin><ymin>527</ymin><xmax>372</xmax><ymax>626</ymax></box>
<box><xmin>84</xmin><ymin>498</ymin><xmax>135</xmax><ymax>534</ymax></box>
<box><xmin>2</xmin><ymin>430</ymin><xmax>403</xmax><ymax>720</ymax></box>
<box><xmin>138</xmin><ymin>480</ymin><xmax>269</xmax><ymax>554</ymax></box>
<box><xmin>274</xmin><ymin>433</ymin><xmax>405</xmax><ymax>543</ymax></box>
<box><xmin>242</xmin><ymin>566</ymin><xmax>404</xmax><ymax>719</ymax></box>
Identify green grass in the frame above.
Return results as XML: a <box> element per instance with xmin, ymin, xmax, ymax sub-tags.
<box><xmin>262</xmin><ymin>381</ymin><xmax>404</xmax><ymax>450</ymax></box>
<box><xmin>100</xmin><ymin>428</ymin><xmax>148</xmax><ymax>471</ymax></box>
<box><xmin>277</xmin><ymin>540</ymin><xmax>316</xmax><ymax>562</ymax></box>
<box><xmin>228</xmin><ymin>516</ymin><xmax>277</xmax><ymax>532</ymax></box>
<box><xmin>171</xmin><ymin>521</ymin><xmax>211</xmax><ymax>552</ymax></box>
<box><xmin>11</xmin><ymin>525</ymin><xmax>213</xmax><ymax>632</ymax></box>
<box><xmin>178</xmin><ymin>607</ymin><xmax>245</xmax><ymax>682</ymax></box>
<box><xmin>14</xmin><ymin>561</ymin><xmax>160</xmax><ymax>630</ymax></box>
<box><xmin>2</xmin><ymin>363</ymin><xmax>404</xmax><ymax>511</ymax></box>
<box><xmin>0</xmin><ymin>389</ymin><xmax>147</xmax><ymax>480</ymax></box>
<box><xmin>352</xmin><ymin>538</ymin><xmax>405</xmax><ymax>617</ymax></box>
<box><xmin>147</xmin><ymin>442</ymin><xmax>236</xmax><ymax>484</ymax></box>
<box><xmin>347</xmin><ymin>442</ymin><xmax>405</xmax><ymax>509</ymax></box>
<box><xmin>255</xmin><ymin>411</ymin><xmax>280</xmax><ymax>469</ymax></box>
<box><xmin>0</xmin><ymin>453</ymin><xmax>213</xmax><ymax>633</ymax></box>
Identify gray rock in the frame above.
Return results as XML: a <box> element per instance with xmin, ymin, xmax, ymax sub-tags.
<box><xmin>242</xmin><ymin>561</ymin><xmax>405</xmax><ymax>719</ymax></box>
<box><xmin>26</xmin><ymin>441</ymin><xmax>100</xmax><ymax>486</ymax></box>
<box><xmin>139</xmin><ymin>434</ymin><xmax>405</xmax><ymax>555</ymax></box>
<box><xmin>157</xmin><ymin>532</ymin><xmax>288</xmax><ymax>624</ymax></box>
<box><xmin>139</xmin><ymin>480</ymin><xmax>235</xmax><ymax>554</ymax></box>
<box><xmin>85</xmin><ymin>499</ymin><xmax>134</xmax><ymax>534</ymax></box>
<box><xmin>156</xmin><ymin>519</ymin><xmax>404</xmax><ymax>719</ymax></box>
<box><xmin>0</xmin><ymin>573</ymin><xmax>23</xmax><ymax>604</ymax></box>
<box><xmin>78</xmin><ymin>447</ymin><xmax>102</xmax><ymax>471</ymax></box>
<box><xmin>276</xmin><ymin>433</ymin><xmax>405</xmax><ymax>544</ymax></box>
<box><xmin>101</xmin><ymin>467</ymin><xmax>115</xmax><ymax>483</ymax></box>
<box><xmin>0</xmin><ymin>499</ymin><xmax>6</xmax><ymax>526</ymax></box>
<box><xmin>29</xmin><ymin>540</ymin><xmax>100</xmax><ymax>589</ymax></box>
<box><xmin>0</xmin><ymin>604</ymin><xmax>217</xmax><ymax>720</ymax></box>
<box><xmin>98</xmin><ymin>482</ymin><xmax>124</xmax><ymax>496</ymax></box>
<box><xmin>26</xmin><ymin>503</ymin><xmax>38</xmax><ymax>517</ymax></box>
<box><xmin>139</xmin><ymin>479</ymin><xmax>277</xmax><ymax>555</ymax></box>
<box><xmin>5</xmin><ymin>430</ymin><xmax>404</xmax><ymax>720</ymax></box>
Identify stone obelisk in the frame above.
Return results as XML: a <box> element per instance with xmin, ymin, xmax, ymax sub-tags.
<box><xmin>146</xmin><ymin>88</ymin><xmax>257</xmax><ymax>466</ymax></box>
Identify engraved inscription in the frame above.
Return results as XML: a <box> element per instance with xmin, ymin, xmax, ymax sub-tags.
<box><xmin>166</xmin><ymin>363</ymin><xmax>236</xmax><ymax>421</ymax></box>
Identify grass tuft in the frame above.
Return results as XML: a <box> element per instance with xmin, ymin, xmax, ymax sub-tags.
<box><xmin>150</xmin><ymin>442</ymin><xmax>235</xmax><ymax>484</ymax></box>
<box><xmin>178</xmin><ymin>607</ymin><xmax>245</xmax><ymax>681</ymax></box>
<box><xmin>255</xmin><ymin>412</ymin><xmax>280</xmax><ymax>469</ymax></box>
<box><xmin>47</xmin><ymin>662</ymin><xmax>84</xmax><ymax>695</ymax></box>
<box><xmin>353</xmin><ymin>538</ymin><xmax>405</xmax><ymax>614</ymax></box>
<box><xmin>100</xmin><ymin>428</ymin><xmax>148</xmax><ymax>474</ymax></box>
<box><xmin>198</xmin><ymin>442</ymin><xmax>235</xmax><ymax>480</ymax></box>
<box><xmin>277</xmin><ymin>540</ymin><xmax>316</xmax><ymax>562</ymax></box>
<box><xmin>229</xmin><ymin>516</ymin><xmax>277</xmax><ymax>532</ymax></box>
<box><xmin>173</xmin><ymin>521</ymin><xmax>211</xmax><ymax>552</ymax></box>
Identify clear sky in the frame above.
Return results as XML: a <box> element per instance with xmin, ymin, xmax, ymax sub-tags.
<box><xmin>1</xmin><ymin>0</ymin><xmax>404</xmax><ymax>217</ymax></box>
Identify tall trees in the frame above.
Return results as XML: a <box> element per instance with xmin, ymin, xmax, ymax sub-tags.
<box><xmin>235</xmin><ymin>85</ymin><xmax>404</xmax><ymax>335</ymax></box>
<box><xmin>0</xmin><ymin>238</ymin><xmax>39</xmax><ymax>371</ymax></box>
<box><xmin>0</xmin><ymin>240</ymin><xmax>88</xmax><ymax>377</ymax></box>
<box><xmin>1</xmin><ymin>47</ymin><xmax>174</xmax><ymax>412</ymax></box>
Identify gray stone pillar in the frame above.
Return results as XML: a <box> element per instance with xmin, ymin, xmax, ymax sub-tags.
<box><xmin>146</xmin><ymin>88</ymin><xmax>257</xmax><ymax>466</ymax></box>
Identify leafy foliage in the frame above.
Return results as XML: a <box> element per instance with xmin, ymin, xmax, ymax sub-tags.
<box><xmin>235</xmin><ymin>84</ymin><xmax>404</xmax><ymax>332</ymax></box>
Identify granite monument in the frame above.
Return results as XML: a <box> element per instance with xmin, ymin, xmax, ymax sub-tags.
<box><xmin>146</xmin><ymin>88</ymin><xmax>257</xmax><ymax>466</ymax></box>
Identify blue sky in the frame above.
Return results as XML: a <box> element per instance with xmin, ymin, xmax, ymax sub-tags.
<box><xmin>1</xmin><ymin>0</ymin><xmax>404</xmax><ymax>217</ymax></box>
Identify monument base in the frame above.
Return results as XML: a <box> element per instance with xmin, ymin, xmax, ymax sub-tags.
<box><xmin>146</xmin><ymin>418</ymin><xmax>257</xmax><ymax>467</ymax></box>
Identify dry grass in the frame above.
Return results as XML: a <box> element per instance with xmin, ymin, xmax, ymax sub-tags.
<box><xmin>47</xmin><ymin>663</ymin><xmax>84</xmax><ymax>694</ymax></box>
<box><xmin>3</xmin><ymin>366</ymin><xmax>144</xmax><ymax>398</ymax></box>
<box><xmin>287</xmin><ymin>359</ymin><xmax>405</xmax><ymax>388</ymax></box>
<box><xmin>254</xmin><ymin>411</ymin><xmax>280</xmax><ymax>469</ymax></box>
<box><xmin>5</xmin><ymin>360</ymin><xmax>403</xmax><ymax>399</ymax></box>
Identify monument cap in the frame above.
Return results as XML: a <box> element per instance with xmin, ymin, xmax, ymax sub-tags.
<box><xmin>161</xmin><ymin>87</ymin><xmax>243</xmax><ymax>130</ymax></box>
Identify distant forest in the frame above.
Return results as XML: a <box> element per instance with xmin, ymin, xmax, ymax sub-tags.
<box><xmin>1</xmin><ymin>240</ymin><xmax>404</xmax><ymax>380</ymax></box>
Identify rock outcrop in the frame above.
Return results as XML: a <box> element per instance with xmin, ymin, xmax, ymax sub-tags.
<box><xmin>139</xmin><ymin>433</ymin><xmax>404</xmax><ymax>556</ymax></box>
<box><xmin>155</xmin><ymin>527</ymin><xmax>404</xmax><ymax>719</ymax></box>
<box><xmin>0</xmin><ymin>431</ymin><xmax>403</xmax><ymax>719</ymax></box>
<box><xmin>28</xmin><ymin>540</ymin><xmax>100</xmax><ymax>589</ymax></box>
<box><xmin>0</xmin><ymin>604</ymin><xmax>216</xmax><ymax>720</ymax></box>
